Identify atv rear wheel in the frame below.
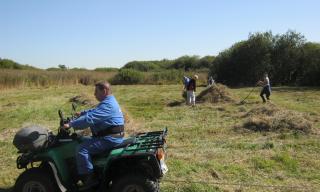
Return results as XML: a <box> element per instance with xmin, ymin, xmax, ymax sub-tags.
<box><xmin>14</xmin><ymin>168</ymin><xmax>58</xmax><ymax>192</ymax></box>
<box><xmin>111</xmin><ymin>174</ymin><xmax>159</xmax><ymax>192</ymax></box>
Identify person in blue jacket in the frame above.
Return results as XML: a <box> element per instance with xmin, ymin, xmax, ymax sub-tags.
<box><xmin>63</xmin><ymin>81</ymin><xmax>124</xmax><ymax>188</ymax></box>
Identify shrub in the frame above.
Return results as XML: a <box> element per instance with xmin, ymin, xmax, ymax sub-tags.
<box><xmin>111</xmin><ymin>69</ymin><xmax>144</xmax><ymax>85</ymax></box>
<box><xmin>122</xmin><ymin>61</ymin><xmax>160</xmax><ymax>71</ymax></box>
<box><xmin>150</xmin><ymin>70</ymin><xmax>184</xmax><ymax>84</ymax></box>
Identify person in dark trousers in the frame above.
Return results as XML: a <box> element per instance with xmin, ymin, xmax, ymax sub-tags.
<box><xmin>257</xmin><ymin>73</ymin><xmax>271</xmax><ymax>103</ymax></box>
<box><xmin>63</xmin><ymin>81</ymin><xmax>124</xmax><ymax>189</ymax></box>
<box><xmin>208</xmin><ymin>76</ymin><xmax>215</xmax><ymax>86</ymax></box>
<box><xmin>186</xmin><ymin>74</ymin><xmax>198</xmax><ymax>106</ymax></box>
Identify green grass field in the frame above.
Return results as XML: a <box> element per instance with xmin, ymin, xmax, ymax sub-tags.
<box><xmin>0</xmin><ymin>85</ymin><xmax>319</xmax><ymax>191</ymax></box>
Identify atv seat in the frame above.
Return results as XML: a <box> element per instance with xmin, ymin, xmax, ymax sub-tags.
<box><xmin>93</xmin><ymin>137</ymin><xmax>137</xmax><ymax>158</ymax></box>
<box><xmin>112</xmin><ymin>137</ymin><xmax>136</xmax><ymax>150</ymax></box>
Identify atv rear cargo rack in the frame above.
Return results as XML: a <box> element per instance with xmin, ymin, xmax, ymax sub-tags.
<box><xmin>123</xmin><ymin>128</ymin><xmax>167</xmax><ymax>152</ymax></box>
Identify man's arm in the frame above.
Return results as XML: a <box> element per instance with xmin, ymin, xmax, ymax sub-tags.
<box><xmin>257</xmin><ymin>79</ymin><xmax>266</xmax><ymax>86</ymax></box>
<box><xmin>80</xmin><ymin>108</ymin><xmax>94</xmax><ymax>116</ymax></box>
<box><xmin>69</xmin><ymin>106</ymin><xmax>111</xmax><ymax>130</ymax></box>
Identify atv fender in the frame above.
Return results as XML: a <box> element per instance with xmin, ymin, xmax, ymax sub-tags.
<box><xmin>104</xmin><ymin>154</ymin><xmax>162</xmax><ymax>180</ymax></box>
<box><xmin>47</xmin><ymin>161</ymin><xmax>68</xmax><ymax>192</ymax></box>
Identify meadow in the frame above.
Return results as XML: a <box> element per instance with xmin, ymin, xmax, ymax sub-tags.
<box><xmin>0</xmin><ymin>84</ymin><xmax>319</xmax><ymax>191</ymax></box>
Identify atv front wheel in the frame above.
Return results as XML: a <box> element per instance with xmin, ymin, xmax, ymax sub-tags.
<box><xmin>111</xmin><ymin>174</ymin><xmax>159</xmax><ymax>192</ymax></box>
<box><xmin>14</xmin><ymin>168</ymin><xmax>58</xmax><ymax>192</ymax></box>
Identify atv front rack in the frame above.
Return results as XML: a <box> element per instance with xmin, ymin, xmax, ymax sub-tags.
<box><xmin>124</xmin><ymin>128</ymin><xmax>167</xmax><ymax>152</ymax></box>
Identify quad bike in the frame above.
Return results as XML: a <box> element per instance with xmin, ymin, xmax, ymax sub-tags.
<box><xmin>12</xmin><ymin>104</ymin><xmax>168</xmax><ymax>192</ymax></box>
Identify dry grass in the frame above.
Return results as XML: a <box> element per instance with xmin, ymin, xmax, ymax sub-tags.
<box><xmin>69</xmin><ymin>94</ymin><xmax>97</xmax><ymax>107</ymax></box>
<box><xmin>237</xmin><ymin>104</ymin><xmax>313</xmax><ymax>133</ymax></box>
<box><xmin>1</xmin><ymin>85</ymin><xmax>320</xmax><ymax>191</ymax></box>
<box><xmin>196</xmin><ymin>83</ymin><xmax>237</xmax><ymax>103</ymax></box>
<box><xmin>0</xmin><ymin>69</ymin><xmax>117</xmax><ymax>89</ymax></box>
<box><xmin>122</xmin><ymin>108</ymin><xmax>144</xmax><ymax>136</ymax></box>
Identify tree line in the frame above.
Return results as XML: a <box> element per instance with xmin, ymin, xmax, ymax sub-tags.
<box><xmin>210</xmin><ymin>30</ymin><xmax>320</xmax><ymax>86</ymax></box>
<box><xmin>0</xmin><ymin>58</ymin><xmax>119</xmax><ymax>72</ymax></box>
<box><xmin>121</xmin><ymin>30</ymin><xmax>320</xmax><ymax>86</ymax></box>
<box><xmin>0</xmin><ymin>58</ymin><xmax>37</xmax><ymax>70</ymax></box>
<box><xmin>2</xmin><ymin>30</ymin><xmax>319</xmax><ymax>86</ymax></box>
<box><xmin>122</xmin><ymin>55</ymin><xmax>214</xmax><ymax>72</ymax></box>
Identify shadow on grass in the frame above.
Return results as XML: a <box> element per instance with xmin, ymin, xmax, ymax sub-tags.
<box><xmin>272</xmin><ymin>86</ymin><xmax>320</xmax><ymax>92</ymax></box>
<box><xmin>167</xmin><ymin>100</ymin><xmax>184</xmax><ymax>107</ymax></box>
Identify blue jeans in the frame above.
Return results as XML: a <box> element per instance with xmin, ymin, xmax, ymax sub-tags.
<box><xmin>76</xmin><ymin>136</ymin><xmax>123</xmax><ymax>175</ymax></box>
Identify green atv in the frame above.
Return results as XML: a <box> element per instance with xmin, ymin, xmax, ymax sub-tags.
<box><xmin>12</xmin><ymin>106</ymin><xmax>168</xmax><ymax>192</ymax></box>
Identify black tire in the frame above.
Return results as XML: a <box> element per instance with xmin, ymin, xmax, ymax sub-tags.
<box><xmin>111</xmin><ymin>174</ymin><xmax>159</xmax><ymax>192</ymax></box>
<box><xmin>13</xmin><ymin>168</ymin><xmax>58</xmax><ymax>192</ymax></box>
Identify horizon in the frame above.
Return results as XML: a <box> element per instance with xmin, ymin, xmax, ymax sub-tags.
<box><xmin>1</xmin><ymin>0</ymin><xmax>320</xmax><ymax>69</ymax></box>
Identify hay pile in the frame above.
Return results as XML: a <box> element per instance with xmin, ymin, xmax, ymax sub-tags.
<box><xmin>196</xmin><ymin>83</ymin><xmax>236</xmax><ymax>103</ymax></box>
<box><xmin>238</xmin><ymin>104</ymin><xmax>313</xmax><ymax>133</ymax></box>
<box><xmin>69</xmin><ymin>94</ymin><xmax>96</xmax><ymax>106</ymax></box>
<box><xmin>122</xmin><ymin>108</ymin><xmax>143</xmax><ymax>136</ymax></box>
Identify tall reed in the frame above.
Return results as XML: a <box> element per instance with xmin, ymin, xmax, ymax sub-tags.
<box><xmin>0</xmin><ymin>69</ymin><xmax>117</xmax><ymax>89</ymax></box>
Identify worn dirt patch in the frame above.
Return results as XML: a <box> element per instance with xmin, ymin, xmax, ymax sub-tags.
<box><xmin>0</xmin><ymin>128</ymin><xmax>19</xmax><ymax>142</ymax></box>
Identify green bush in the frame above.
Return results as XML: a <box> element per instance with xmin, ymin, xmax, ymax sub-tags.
<box><xmin>111</xmin><ymin>69</ymin><xmax>144</xmax><ymax>85</ymax></box>
<box><xmin>210</xmin><ymin>30</ymin><xmax>320</xmax><ymax>86</ymax></box>
<box><xmin>0</xmin><ymin>58</ymin><xmax>37</xmax><ymax>70</ymax></box>
<box><xmin>150</xmin><ymin>70</ymin><xmax>184</xmax><ymax>84</ymax></box>
<box><xmin>123</xmin><ymin>61</ymin><xmax>160</xmax><ymax>72</ymax></box>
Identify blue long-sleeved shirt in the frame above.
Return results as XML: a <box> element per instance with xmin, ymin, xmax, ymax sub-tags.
<box><xmin>70</xmin><ymin>95</ymin><xmax>124</xmax><ymax>136</ymax></box>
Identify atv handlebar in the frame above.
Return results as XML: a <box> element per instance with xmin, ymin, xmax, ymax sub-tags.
<box><xmin>57</xmin><ymin>103</ymin><xmax>79</xmax><ymax>137</ymax></box>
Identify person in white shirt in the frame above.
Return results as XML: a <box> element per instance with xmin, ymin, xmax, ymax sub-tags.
<box><xmin>186</xmin><ymin>75</ymin><xmax>198</xmax><ymax>106</ymax></box>
<box><xmin>257</xmin><ymin>73</ymin><xmax>271</xmax><ymax>103</ymax></box>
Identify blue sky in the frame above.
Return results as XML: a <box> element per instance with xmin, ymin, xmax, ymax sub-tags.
<box><xmin>1</xmin><ymin>0</ymin><xmax>319</xmax><ymax>69</ymax></box>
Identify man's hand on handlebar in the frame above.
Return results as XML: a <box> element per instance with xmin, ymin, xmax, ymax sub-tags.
<box><xmin>62</xmin><ymin>123</ymin><xmax>71</xmax><ymax>130</ymax></box>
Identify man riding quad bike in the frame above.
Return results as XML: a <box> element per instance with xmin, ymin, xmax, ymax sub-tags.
<box><xmin>13</xmin><ymin>81</ymin><xmax>168</xmax><ymax>192</ymax></box>
<box><xmin>12</xmin><ymin>106</ymin><xmax>168</xmax><ymax>192</ymax></box>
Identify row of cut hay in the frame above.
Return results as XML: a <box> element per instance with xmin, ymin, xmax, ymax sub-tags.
<box><xmin>69</xmin><ymin>94</ymin><xmax>97</xmax><ymax>107</ymax></box>
<box><xmin>236</xmin><ymin>104</ymin><xmax>313</xmax><ymax>133</ymax></box>
<box><xmin>183</xmin><ymin>83</ymin><xmax>314</xmax><ymax>134</ymax></box>
<box><xmin>178</xmin><ymin>83</ymin><xmax>237</xmax><ymax>107</ymax></box>
<box><xmin>196</xmin><ymin>83</ymin><xmax>237</xmax><ymax>103</ymax></box>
